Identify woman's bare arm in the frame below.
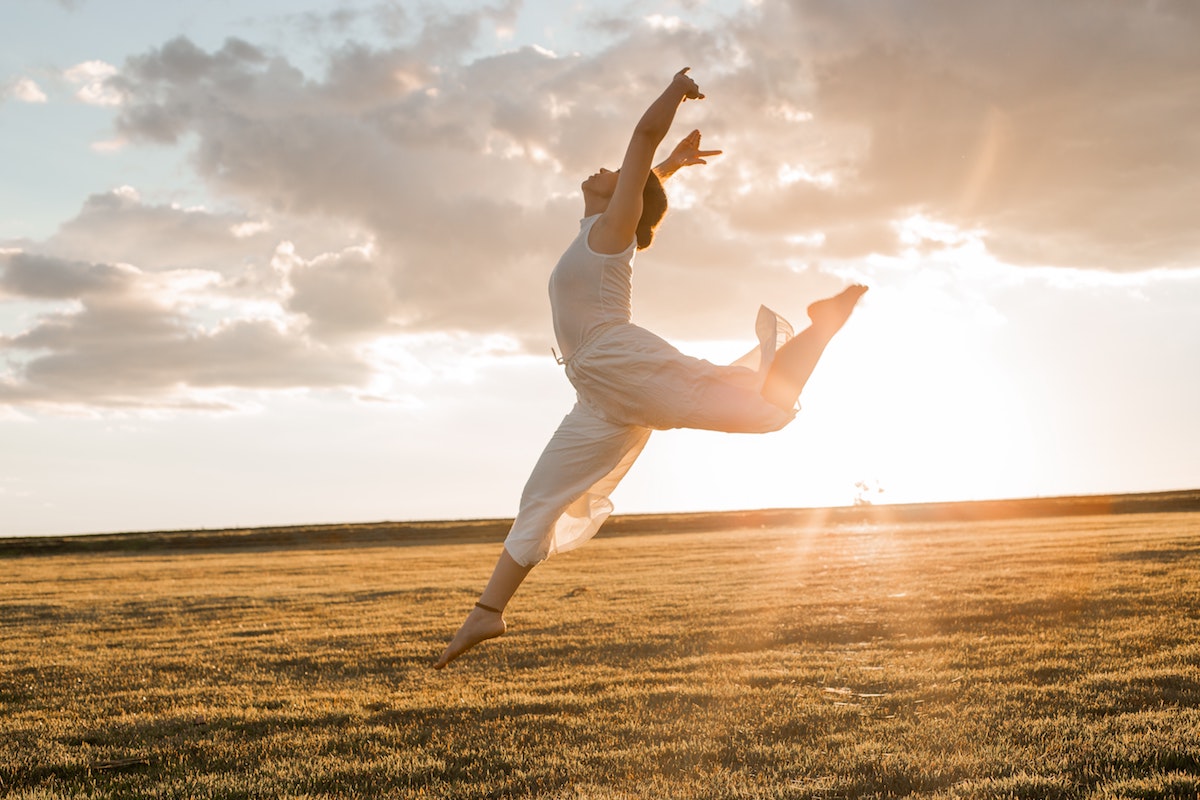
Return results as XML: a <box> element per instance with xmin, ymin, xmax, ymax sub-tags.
<box><xmin>589</xmin><ymin>69</ymin><xmax>703</xmax><ymax>254</ymax></box>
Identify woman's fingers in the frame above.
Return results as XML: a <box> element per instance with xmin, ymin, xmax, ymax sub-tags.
<box><xmin>672</xmin><ymin>129</ymin><xmax>722</xmax><ymax>166</ymax></box>
<box><xmin>673</xmin><ymin>68</ymin><xmax>703</xmax><ymax>100</ymax></box>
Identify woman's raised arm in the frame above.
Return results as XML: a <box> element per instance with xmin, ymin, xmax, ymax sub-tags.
<box><xmin>588</xmin><ymin>68</ymin><xmax>704</xmax><ymax>254</ymax></box>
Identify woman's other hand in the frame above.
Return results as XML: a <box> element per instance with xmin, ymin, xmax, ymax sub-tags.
<box><xmin>672</xmin><ymin>67</ymin><xmax>704</xmax><ymax>101</ymax></box>
<box><xmin>669</xmin><ymin>129</ymin><xmax>721</xmax><ymax>168</ymax></box>
<box><xmin>655</xmin><ymin>129</ymin><xmax>722</xmax><ymax>180</ymax></box>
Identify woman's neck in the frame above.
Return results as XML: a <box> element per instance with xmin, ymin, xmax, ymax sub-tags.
<box><xmin>583</xmin><ymin>195</ymin><xmax>609</xmax><ymax>217</ymax></box>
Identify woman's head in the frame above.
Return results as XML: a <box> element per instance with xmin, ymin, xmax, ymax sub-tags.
<box><xmin>581</xmin><ymin>168</ymin><xmax>619</xmax><ymax>199</ymax></box>
<box><xmin>581</xmin><ymin>168</ymin><xmax>668</xmax><ymax>250</ymax></box>
<box><xmin>636</xmin><ymin>171</ymin><xmax>667</xmax><ymax>250</ymax></box>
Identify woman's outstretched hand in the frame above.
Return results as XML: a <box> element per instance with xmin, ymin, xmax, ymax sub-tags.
<box><xmin>670</xmin><ymin>129</ymin><xmax>721</xmax><ymax>168</ymax></box>
<box><xmin>655</xmin><ymin>129</ymin><xmax>722</xmax><ymax>180</ymax></box>
<box><xmin>673</xmin><ymin>67</ymin><xmax>704</xmax><ymax>101</ymax></box>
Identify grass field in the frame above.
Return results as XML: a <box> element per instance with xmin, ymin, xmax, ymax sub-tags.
<box><xmin>3</xmin><ymin>512</ymin><xmax>1200</xmax><ymax>799</ymax></box>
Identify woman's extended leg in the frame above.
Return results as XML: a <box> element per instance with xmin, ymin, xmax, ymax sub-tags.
<box><xmin>433</xmin><ymin>547</ymin><xmax>532</xmax><ymax>669</ymax></box>
<box><xmin>433</xmin><ymin>406</ymin><xmax>650</xmax><ymax>670</ymax></box>
<box><xmin>761</xmin><ymin>285</ymin><xmax>867</xmax><ymax>409</ymax></box>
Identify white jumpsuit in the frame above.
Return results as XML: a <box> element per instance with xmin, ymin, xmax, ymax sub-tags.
<box><xmin>503</xmin><ymin>214</ymin><xmax>798</xmax><ymax>566</ymax></box>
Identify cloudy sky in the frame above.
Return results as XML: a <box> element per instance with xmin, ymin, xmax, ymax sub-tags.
<box><xmin>2</xmin><ymin>0</ymin><xmax>1198</xmax><ymax>537</ymax></box>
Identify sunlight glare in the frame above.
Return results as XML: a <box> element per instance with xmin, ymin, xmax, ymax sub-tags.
<box><xmin>623</xmin><ymin>222</ymin><xmax>1046</xmax><ymax>514</ymax></box>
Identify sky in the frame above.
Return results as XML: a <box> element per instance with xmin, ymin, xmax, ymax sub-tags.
<box><xmin>2</xmin><ymin>0</ymin><xmax>1198</xmax><ymax>537</ymax></box>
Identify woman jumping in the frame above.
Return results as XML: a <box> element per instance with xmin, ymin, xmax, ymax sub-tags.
<box><xmin>434</xmin><ymin>68</ymin><xmax>866</xmax><ymax>669</ymax></box>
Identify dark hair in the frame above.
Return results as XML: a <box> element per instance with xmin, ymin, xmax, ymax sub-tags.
<box><xmin>636</xmin><ymin>171</ymin><xmax>668</xmax><ymax>250</ymax></box>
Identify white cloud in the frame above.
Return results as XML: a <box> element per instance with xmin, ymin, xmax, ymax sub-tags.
<box><xmin>6</xmin><ymin>77</ymin><xmax>48</xmax><ymax>104</ymax></box>
<box><xmin>64</xmin><ymin>60</ymin><xmax>123</xmax><ymax>106</ymax></box>
<box><xmin>231</xmin><ymin>220</ymin><xmax>271</xmax><ymax>239</ymax></box>
<box><xmin>644</xmin><ymin>14</ymin><xmax>684</xmax><ymax>32</ymax></box>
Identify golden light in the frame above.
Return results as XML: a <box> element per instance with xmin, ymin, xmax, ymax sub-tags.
<box><xmin>622</xmin><ymin>216</ymin><xmax>1043</xmax><ymax>515</ymax></box>
<box><xmin>797</xmin><ymin>217</ymin><xmax>1040</xmax><ymax>506</ymax></box>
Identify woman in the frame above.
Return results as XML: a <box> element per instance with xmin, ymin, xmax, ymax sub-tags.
<box><xmin>434</xmin><ymin>68</ymin><xmax>866</xmax><ymax>669</ymax></box>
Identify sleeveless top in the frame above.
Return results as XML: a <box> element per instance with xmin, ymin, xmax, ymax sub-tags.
<box><xmin>548</xmin><ymin>215</ymin><xmax>635</xmax><ymax>360</ymax></box>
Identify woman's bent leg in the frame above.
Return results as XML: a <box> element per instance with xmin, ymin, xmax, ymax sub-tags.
<box><xmin>762</xmin><ymin>285</ymin><xmax>867</xmax><ymax>409</ymax></box>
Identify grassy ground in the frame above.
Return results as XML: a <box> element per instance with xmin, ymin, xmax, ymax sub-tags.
<box><xmin>2</xmin><ymin>512</ymin><xmax>1199</xmax><ymax>799</ymax></box>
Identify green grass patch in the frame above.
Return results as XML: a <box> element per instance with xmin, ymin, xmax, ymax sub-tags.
<box><xmin>2</xmin><ymin>513</ymin><xmax>1199</xmax><ymax>798</ymax></box>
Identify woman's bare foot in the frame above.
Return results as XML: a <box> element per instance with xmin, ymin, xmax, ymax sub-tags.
<box><xmin>807</xmin><ymin>284</ymin><xmax>868</xmax><ymax>335</ymax></box>
<box><xmin>432</xmin><ymin>606</ymin><xmax>507</xmax><ymax>669</ymax></box>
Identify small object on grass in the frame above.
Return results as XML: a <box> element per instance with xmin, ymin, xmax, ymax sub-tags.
<box><xmin>93</xmin><ymin>757</ymin><xmax>150</xmax><ymax>771</ymax></box>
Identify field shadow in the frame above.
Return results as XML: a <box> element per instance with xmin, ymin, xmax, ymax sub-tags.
<box><xmin>1080</xmin><ymin>671</ymin><xmax>1200</xmax><ymax>716</ymax></box>
<box><xmin>1107</xmin><ymin>546</ymin><xmax>1200</xmax><ymax>564</ymax></box>
<box><xmin>19</xmin><ymin>709</ymin><xmax>374</xmax><ymax>787</ymax></box>
<box><xmin>0</xmin><ymin>602</ymin><xmax>67</xmax><ymax>624</ymax></box>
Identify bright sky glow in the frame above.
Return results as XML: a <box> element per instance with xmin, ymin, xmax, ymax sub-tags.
<box><xmin>2</xmin><ymin>0</ymin><xmax>1199</xmax><ymax>537</ymax></box>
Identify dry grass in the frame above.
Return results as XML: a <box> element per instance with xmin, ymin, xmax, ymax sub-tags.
<box><xmin>2</xmin><ymin>512</ymin><xmax>1199</xmax><ymax>799</ymax></box>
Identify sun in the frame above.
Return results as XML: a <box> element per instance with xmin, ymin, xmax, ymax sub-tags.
<box><xmin>806</xmin><ymin>295</ymin><xmax>1033</xmax><ymax>506</ymax></box>
<box><xmin>616</xmin><ymin>222</ymin><xmax>1044</xmax><ymax>515</ymax></box>
<box><xmin>798</xmin><ymin>233</ymin><xmax>1041</xmax><ymax>506</ymax></box>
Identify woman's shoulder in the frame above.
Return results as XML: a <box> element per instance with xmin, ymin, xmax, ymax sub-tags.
<box><xmin>581</xmin><ymin>214</ymin><xmax>636</xmax><ymax>258</ymax></box>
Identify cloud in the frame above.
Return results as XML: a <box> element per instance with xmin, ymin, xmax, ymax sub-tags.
<box><xmin>43</xmin><ymin>186</ymin><xmax>277</xmax><ymax>275</ymax></box>
<box><xmin>8</xmin><ymin>0</ymin><xmax>1199</xmax><ymax>413</ymax></box>
<box><xmin>278</xmin><ymin>242</ymin><xmax>398</xmax><ymax>339</ymax></box>
<box><xmin>703</xmin><ymin>0</ymin><xmax>1200</xmax><ymax>270</ymax></box>
<box><xmin>0</xmin><ymin>250</ymin><xmax>369</xmax><ymax>409</ymax></box>
<box><xmin>107</xmin><ymin>28</ymin><xmax>632</xmax><ymax>340</ymax></box>
<box><xmin>103</xmin><ymin>1</ymin><xmax>1199</xmax><ymax>330</ymax></box>
<box><xmin>0</xmin><ymin>252</ymin><xmax>136</xmax><ymax>298</ymax></box>
<box><xmin>4</xmin><ymin>77</ymin><xmax>48</xmax><ymax>104</ymax></box>
<box><xmin>64</xmin><ymin>60</ymin><xmax>124</xmax><ymax>106</ymax></box>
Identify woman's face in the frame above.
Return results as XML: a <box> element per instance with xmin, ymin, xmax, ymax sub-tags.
<box><xmin>582</xmin><ymin>168</ymin><xmax>619</xmax><ymax>198</ymax></box>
